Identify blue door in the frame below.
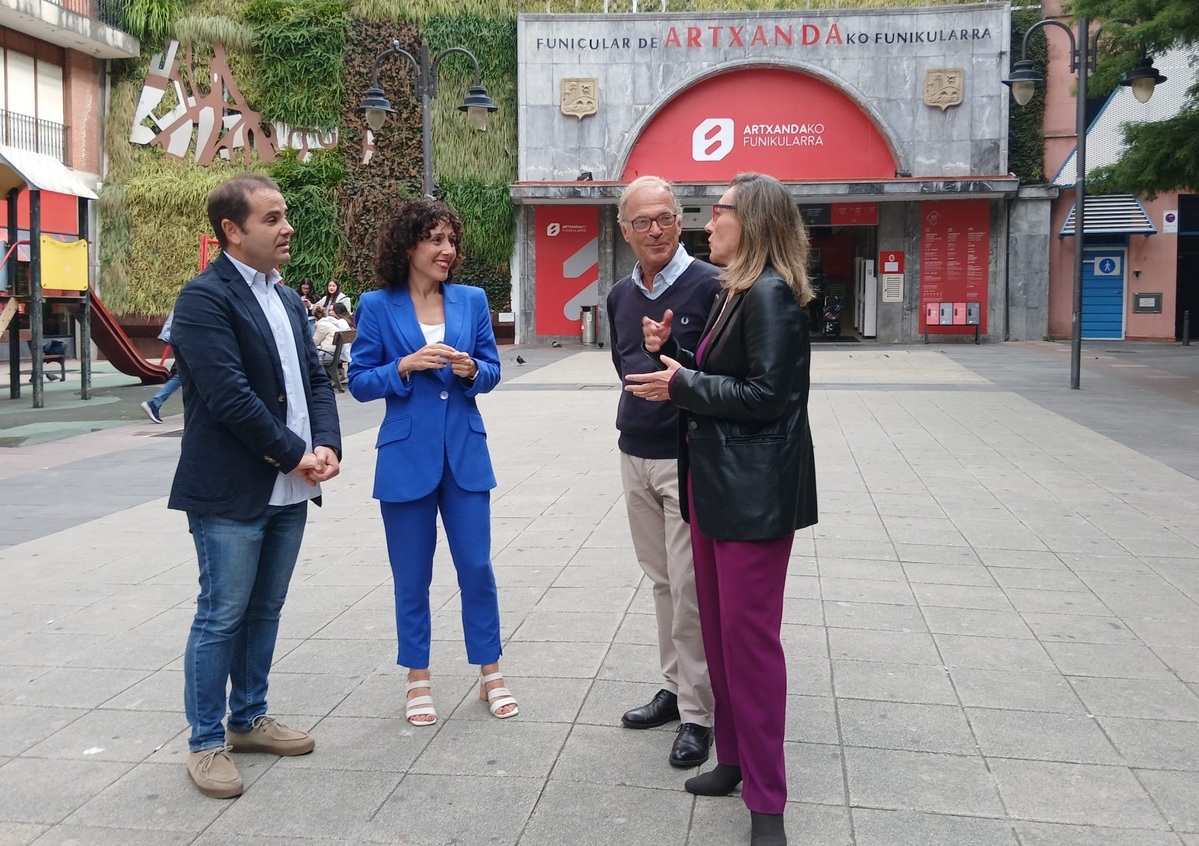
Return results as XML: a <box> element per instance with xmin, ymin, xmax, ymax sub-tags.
<box><xmin>1081</xmin><ymin>248</ymin><xmax>1125</xmax><ymax>339</ymax></box>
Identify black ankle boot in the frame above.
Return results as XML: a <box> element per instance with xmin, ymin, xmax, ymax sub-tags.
<box><xmin>750</xmin><ymin>812</ymin><xmax>786</xmax><ymax>846</ymax></box>
<box><xmin>684</xmin><ymin>764</ymin><xmax>742</xmax><ymax>796</ymax></box>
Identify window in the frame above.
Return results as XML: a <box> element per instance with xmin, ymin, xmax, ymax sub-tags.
<box><xmin>0</xmin><ymin>46</ymin><xmax>66</xmax><ymax>160</ymax></box>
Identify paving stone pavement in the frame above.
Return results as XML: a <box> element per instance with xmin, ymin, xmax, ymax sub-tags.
<box><xmin>1</xmin><ymin>341</ymin><xmax>1198</xmax><ymax>846</ymax></box>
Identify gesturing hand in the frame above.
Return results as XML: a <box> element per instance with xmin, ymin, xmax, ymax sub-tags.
<box><xmin>399</xmin><ymin>343</ymin><xmax>459</xmax><ymax>379</ymax></box>
<box><xmin>623</xmin><ymin>355</ymin><xmax>682</xmax><ymax>402</ymax></box>
<box><xmin>642</xmin><ymin>309</ymin><xmax>674</xmax><ymax>353</ymax></box>
<box><xmin>448</xmin><ymin>350</ymin><xmax>478</xmax><ymax>380</ymax></box>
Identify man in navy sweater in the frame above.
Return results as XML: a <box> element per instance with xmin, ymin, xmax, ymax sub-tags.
<box><xmin>607</xmin><ymin>176</ymin><xmax>722</xmax><ymax>767</ymax></box>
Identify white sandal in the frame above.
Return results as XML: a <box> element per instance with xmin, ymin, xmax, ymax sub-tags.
<box><xmin>479</xmin><ymin>672</ymin><xmax>519</xmax><ymax>719</ymax></box>
<box><xmin>405</xmin><ymin>679</ymin><xmax>437</xmax><ymax>726</ymax></box>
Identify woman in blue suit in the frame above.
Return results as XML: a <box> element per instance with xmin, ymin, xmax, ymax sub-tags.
<box><xmin>348</xmin><ymin>199</ymin><xmax>516</xmax><ymax>725</ymax></box>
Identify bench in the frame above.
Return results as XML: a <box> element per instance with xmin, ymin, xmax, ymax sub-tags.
<box><xmin>5</xmin><ymin>329</ymin><xmax>68</xmax><ymax>381</ymax></box>
<box><xmin>323</xmin><ymin>329</ymin><xmax>356</xmax><ymax>393</ymax></box>
<box><xmin>922</xmin><ymin>302</ymin><xmax>981</xmax><ymax>345</ymax></box>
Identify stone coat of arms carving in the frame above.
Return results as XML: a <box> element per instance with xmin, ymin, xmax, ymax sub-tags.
<box><xmin>924</xmin><ymin>68</ymin><xmax>964</xmax><ymax>112</ymax></box>
<box><xmin>561</xmin><ymin>78</ymin><xmax>598</xmax><ymax>120</ymax></box>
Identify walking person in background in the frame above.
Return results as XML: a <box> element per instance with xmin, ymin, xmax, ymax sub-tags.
<box><xmin>348</xmin><ymin>198</ymin><xmax>516</xmax><ymax>726</ymax></box>
<box><xmin>626</xmin><ymin>172</ymin><xmax>818</xmax><ymax>846</ymax></box>
<box><xmin>169</xmin><ymin>172</ymin><xmax>342</xmax><ymax>799</ymax></box>
<box><xmin>608</xmin><ymin>175</ymin><xmax>721</xmax><ymax>768</ymax></box>
<box><xmin>141</xmin><ymin>310</ymin><xmax>181</xmax><ymax>424</ymax></box>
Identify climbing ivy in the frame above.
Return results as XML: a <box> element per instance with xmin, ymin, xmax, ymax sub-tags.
<box><xmin>1008</xmin><ymin>8</ymin><xmax>1048</xmax><ymax>184</ymax></box>
<box><xmin>240</xmin><ymin>0</ymin><xmax>350</xmax><ymax>131</ymax></box>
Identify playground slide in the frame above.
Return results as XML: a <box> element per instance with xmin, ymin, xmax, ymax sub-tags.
<box><xmin>84</xmin><ymin>293</ymin><xmax>170</xmax><ymax>385</ymax></box>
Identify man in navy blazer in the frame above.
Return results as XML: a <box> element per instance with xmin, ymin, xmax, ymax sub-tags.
<box><xmin>168</xmin><ymin>173</ymin><xmax>342</xmax><ymax>799</ymax></box>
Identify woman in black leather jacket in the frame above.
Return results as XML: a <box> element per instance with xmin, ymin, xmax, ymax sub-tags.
<box><xmin>625</xmin><ymin>172</ymin><xmax>816</xmax><ymax>846</ymax></box>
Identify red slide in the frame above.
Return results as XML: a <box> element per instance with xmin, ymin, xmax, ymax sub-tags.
<box><xmin>84</xmin><ymin>293</ymin><xmax>170</xmax><ymax>385</ymax></box>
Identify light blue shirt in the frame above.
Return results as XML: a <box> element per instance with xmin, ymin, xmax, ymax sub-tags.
<box><xmin>632</xmin><ymin>244</ymin><xmax>695</xmax><ymax>300</ymax></box>
<box><xmin>226</xmin><ymin>253</ymin><xmax>317</xmax><ymax>505</ymax></box>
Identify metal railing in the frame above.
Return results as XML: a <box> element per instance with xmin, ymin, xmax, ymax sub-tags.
<box><xmin>0</xmin><ymin>110</ymin><xmax>69</xmax><ymax>163</ymax></box>
<box><xmin>46</xmin><ymin>0</ymin><xmax>129</xmax><ymax>32</ymax></box>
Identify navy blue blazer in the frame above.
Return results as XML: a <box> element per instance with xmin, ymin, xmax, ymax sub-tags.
<box><xmin>347</xmin><ymin>283</ymin><xmax>499</xmax><ymax>503</ymax></box>
<box><xmin>167</xmin><ymin>253</ymin><xmax>342</xmax><ymax>517</ymax></box>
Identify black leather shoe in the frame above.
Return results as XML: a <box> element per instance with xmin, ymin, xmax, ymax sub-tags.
<box><xmin>669</xmin><ymin>723</ymin><xmax>712</xmax><ymax>768</ymax></box>
<box><xmin>621</xmin><ymin>689</ymin><xmax>679</xmax><ymax>729</ymax></box>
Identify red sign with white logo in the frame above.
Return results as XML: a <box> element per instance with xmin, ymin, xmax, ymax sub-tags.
<box><xmin>879</xmin><ymin>251</ymin><xmax>904</xmax><ymax>274</ymax></box>
<box><xmin>622</xmin><ymin>68</ymin><xmax>896</xmax><ymax>182</ymax></box>
<box><xmin>534</xmin><ymin>206</ymin><xmax>600</xmax><ymax>336</ymax></box>
<box><xmin>919</xmin><ymin>201</ymin><xmax>989</xmax><ymax>335</ymax></box>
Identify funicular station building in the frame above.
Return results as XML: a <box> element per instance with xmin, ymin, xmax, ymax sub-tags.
<box><xmin>510</xmin><ymin>2</ymin><xmax>1052</xmax><ymax>345</ymax></box>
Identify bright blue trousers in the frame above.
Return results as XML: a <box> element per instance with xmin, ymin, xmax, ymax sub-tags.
<box><xmin>379</xmin><ymin>464</ymin><xmax>501</xmax><ymax>669</ymax></box>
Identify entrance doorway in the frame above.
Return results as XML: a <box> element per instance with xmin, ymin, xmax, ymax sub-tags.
<box><xmin>680</xmin><ymin>221</ymin><xmax>879</xmax><ymax>339</ymax></box>
<box><xmin>1177</xmin><ymin>194</ymin><xmax>1199</xmax><ymax>341</ymax></box>
<box><xmin>1081</xmin><ymin>246</ymin><xmax>1126</xmax><ymax>340</ymax></box>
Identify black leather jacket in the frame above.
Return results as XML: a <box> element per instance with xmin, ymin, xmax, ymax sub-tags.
<box><xmin>660</xmin><ymin>271</ymin><xmax>817</xmax><ymax>541</ymax></box>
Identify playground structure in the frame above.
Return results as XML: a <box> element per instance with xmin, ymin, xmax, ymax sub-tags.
<box><xmin>0</xmin><ymin>145</ymin><xmax>169</xmax><ymax>408</ymax></box>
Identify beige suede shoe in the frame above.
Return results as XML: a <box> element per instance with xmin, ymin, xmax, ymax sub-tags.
<box><xmin>226</xmin><ymin>715</ymin><xmax>315</xmax><ymax>756</ymax></box>
<box><xmin>187</xmin><ymin>745</ymin><xmax>244</xmax><ymax>799</ymax></box>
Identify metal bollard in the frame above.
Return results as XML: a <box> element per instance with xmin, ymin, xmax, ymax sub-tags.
<box><xmin>1185</xmin><ymin>310</ymin><xmax>1191</xmax><ymax>346</ymax></box>
<box><xmin>580</xmin><ymin>305</ymin><xmax>597</xmax><ymax>345</ymax></box>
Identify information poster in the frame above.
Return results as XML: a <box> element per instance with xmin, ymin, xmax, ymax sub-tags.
<box><xmin>919</xmin><ymin>201</ymin><xmax>989</xmax><ymax>335</ymax></box>
<box><xmin>534</xmin><ymin>206</ymin><xmax>599</xmax><ymax>336</ymax></box>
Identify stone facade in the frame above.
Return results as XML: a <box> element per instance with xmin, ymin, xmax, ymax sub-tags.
<box><xmin>518</xmin><ymin>5</ymin><xmax>1010</xmax><ymax>182</ymax></box>
<box><xmin>512</xmin><ymin>4</ymin><xmax>1042</xmax><ymax>345</ymax></box>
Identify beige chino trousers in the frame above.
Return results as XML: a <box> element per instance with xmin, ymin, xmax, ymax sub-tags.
<box><xmin>620</xmin><ymin>452</ymin><xmax>713</xmax><ymax>727</ymax></box>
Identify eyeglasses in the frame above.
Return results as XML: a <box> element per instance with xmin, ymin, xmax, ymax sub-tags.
<box><xmin>712</xmin><ymin>203</ymin><xmax>737</xmax><ymax>218</ymax></box>
<box><xmin>628</xmin><ymin>213</ymin><xmax>678</xmax><ymax>232</ymax></box>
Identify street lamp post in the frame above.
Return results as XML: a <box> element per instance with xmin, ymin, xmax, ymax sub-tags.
<box><xmin>1004</xmin><ymin>19</ymin><xmax>1164</xmax><ymax>389</ymax></box>
<box><xmin>358</xmin><ymin>40</ymin><xmax>498</xmax><ymax>199</ymax></box>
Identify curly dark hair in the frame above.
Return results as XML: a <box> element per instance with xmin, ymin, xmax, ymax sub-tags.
<box><xmin>375</xmin><ymin>200</ymin><xmax>465</xmax><ymax>290</ymax></box>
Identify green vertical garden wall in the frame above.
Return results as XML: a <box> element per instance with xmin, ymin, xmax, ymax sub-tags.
<box><xmin>103</xmin><ymin>0</ymin><xmax>1032</xmax><ymax>317</ymax></box>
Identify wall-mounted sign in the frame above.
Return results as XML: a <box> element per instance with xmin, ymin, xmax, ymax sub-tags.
<box><xmin>534</xmin><ymin>207</ymin><xmax>599</xmax><ymax>336</ymax></box>
<box><xmin>1164</xmin><ymin>211</ymin><xmax>1179</xmax><ymax>234</ymax></box>
<box><xmin>923</xmin><ymin>68</ymin><xmax>964</xmax><ymax>111</ymax></box>
<box><xmin>622</xmin><ymin>68</ymin><xmax>895</xmax><ymax>182</ymax></box>
<box><xmin>880</xmin><ymin>250</ymin><xmax>904</xmax><ymax>303</ymax></box>
<box><xmin>919</xmin><ymin>201</ymin><xmax>989</xmax><ymax>335</ymax></box>
<box><xmin>561</xmin><ymin>78</ymin><xmax>598</xmax><ymax>120</ymax></box>
<box><xmin>1133</xmin><ymin>292</ymin><xmax>1162</xmax><ymax>314</ymax></box>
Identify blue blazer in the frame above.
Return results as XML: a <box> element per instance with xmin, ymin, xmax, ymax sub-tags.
<box><xmin>348</xmin><ymin>283</ymin><xmax>500</xmax><ymax>502</ymax></box>
<box><xmin>167</xmin><ymin>253</ymin><xmax>342</xmax><ymax>518</ymax></box>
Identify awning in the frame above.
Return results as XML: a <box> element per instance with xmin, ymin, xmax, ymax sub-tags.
<box><xmin>1059</xmin><ymin>194</ymin><xmax>1156</xmax><ymax>237</ymax></box>
<box><xmin>0</xmin><ymin>145</ymin><xmax>98</xmax><ymax>200</ymax></box>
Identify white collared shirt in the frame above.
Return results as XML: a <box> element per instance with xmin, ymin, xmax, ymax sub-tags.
<box><xmin>632</xmin><ymin>244</ymin><xmax>696</xmax><ymax>300</ymax></box>
<box><xmin>225</xmin><ymin>254</ymin><xmax>318</xmax><ymax>505</ymax></box>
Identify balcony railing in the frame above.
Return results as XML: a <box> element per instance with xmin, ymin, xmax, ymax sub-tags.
<box><xmin>46</xmin><ymin>0</ymin><xmax>128</xmax><ymax>32</ymax></box>
<box><xmin>0</xmin><ymin>110</ymin><xmax>69</xmax><ymax>163</ymax></box>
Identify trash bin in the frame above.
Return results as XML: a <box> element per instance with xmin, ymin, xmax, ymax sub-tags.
<box><xmin>580</xmin><ymin>305</ymin><xmax>597</xmax><ymax>345</ymax></box>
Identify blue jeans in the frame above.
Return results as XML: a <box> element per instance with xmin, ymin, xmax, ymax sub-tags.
<box><xmin>184</xmin><ymin>502</ymin><xmax>307</xmax><ymax>751</ymax></box>
<box><xmin>150</xmin><ymin>372</ymin><xmax>181</xmax><ymax>410</ymax></box>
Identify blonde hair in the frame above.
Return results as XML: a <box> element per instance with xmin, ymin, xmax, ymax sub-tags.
<box><xmin>312</xmin><ymin>305</ymin><xmax>326</xmax><ymax>319</ymax></box>
<box><xmin>720</xmin><ymin>172</ymin><xmax>814</xmax><ymax>305</ymax></box>
<box><xmin>618</xmin><ymin>175</ymin><xmax>683</xmax><ymax>223</ymax></box>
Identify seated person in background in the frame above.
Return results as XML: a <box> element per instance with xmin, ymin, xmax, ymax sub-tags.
<box><xmin>319</xmin><ymin>279</ymin><xmax>353</xmax><ymax>315</ymax></box>
<box><xmin>330</xmin><ymin>302</ymin><xmax>355</xmax><ymax>334</ymax></box>
<box><xmin>312</xmin><ymin>306</ymin><xmax>340</xmax><ymax>362</ymax></box>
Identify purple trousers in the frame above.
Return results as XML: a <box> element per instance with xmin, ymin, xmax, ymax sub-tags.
<box><xmin>689</xmin><ymin>490</ymin><xmax>793</xmax><ymax>814</ymax></box>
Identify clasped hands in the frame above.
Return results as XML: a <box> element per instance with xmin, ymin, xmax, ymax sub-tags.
<box><xmin>290</xmin><ymin>445</ymin><xmax>340</xmax><ymax>486</ymax></box>
<box><xmin>399</xmin><ymin>343</ymin><xmax>477</xmax><ymax>381</ymax></box>
<box><xmin>624</xmin><ymin>308</ymin><xmax>682</xmax><ymax>403</ymax></box>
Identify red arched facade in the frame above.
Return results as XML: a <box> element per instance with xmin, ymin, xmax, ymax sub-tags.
<box><xmin>621</xmin><ymin>67</ymin><xmax>896</xmax><ymax>182</ymax></box>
